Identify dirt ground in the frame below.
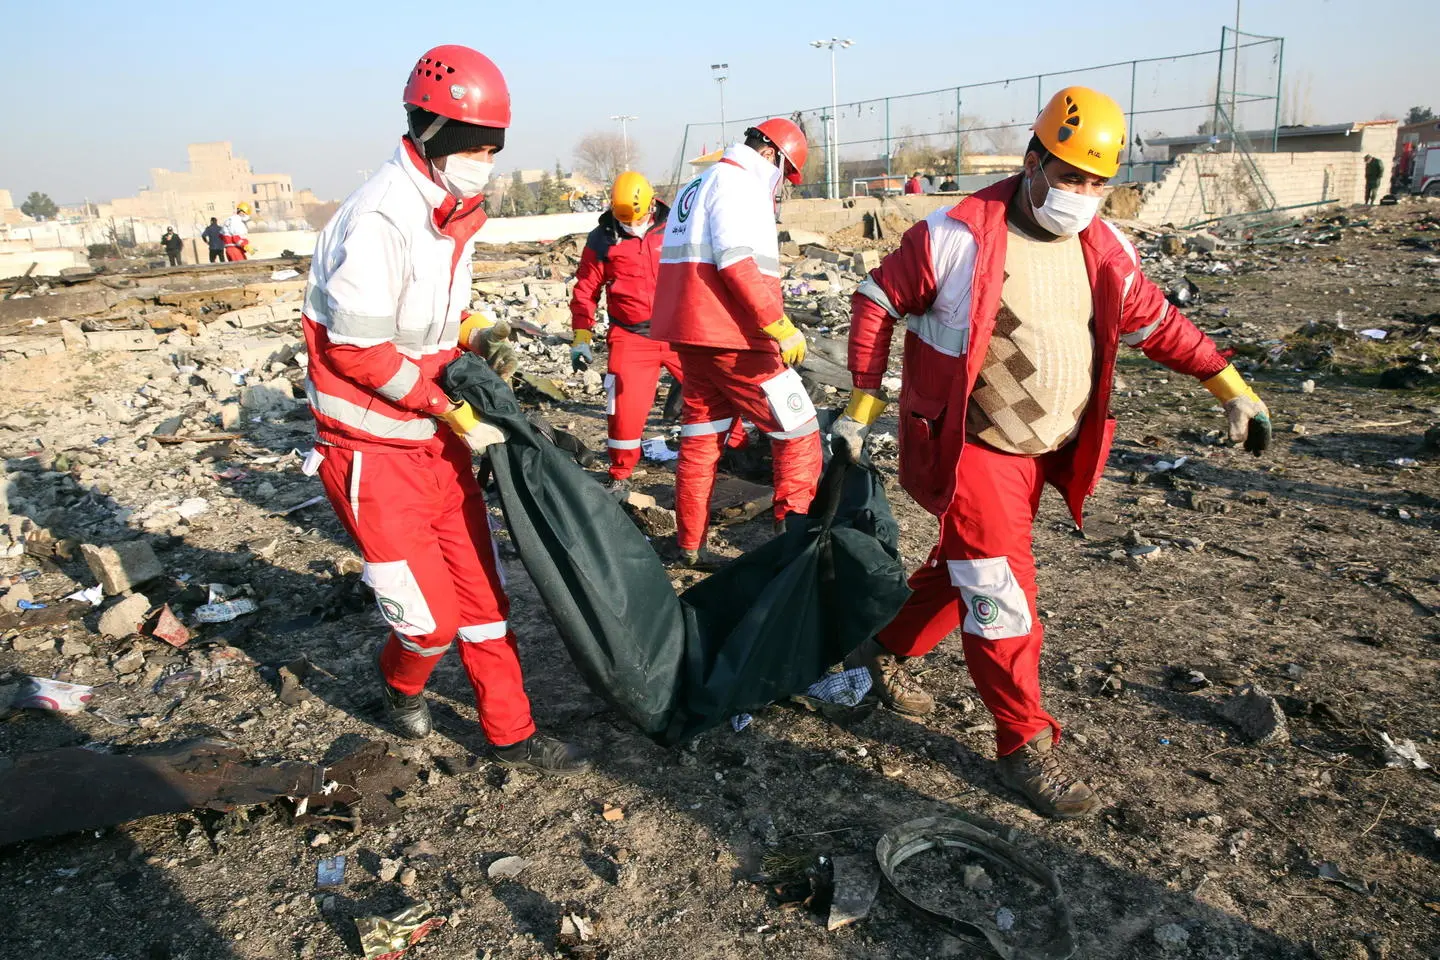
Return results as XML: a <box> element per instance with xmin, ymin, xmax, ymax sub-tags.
<box><xmin>1</xmin><ymin>200</ymin><xmax>1438</xmax><ymax>960</ymax></box>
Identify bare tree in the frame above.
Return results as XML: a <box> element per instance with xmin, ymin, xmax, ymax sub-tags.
<box><xmin>573</xmin><ymin>131</ymin><xmax>638</xmax><ymax>183</ymax></box>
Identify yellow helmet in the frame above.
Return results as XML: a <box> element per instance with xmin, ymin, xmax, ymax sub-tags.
<box><xmin>1033</xmin><ymin>86</ymin><xmax>1126</xmax><ymax>179</ymax></box>
<box><xmin>610</xmin><ymin>171</ymin><xmax>654</xmax><ymax>224</ymax></box>
<box><xmin>236</xmin><ymin>201</ymin><xmax>252</xmax><ymax>215</ymax></box>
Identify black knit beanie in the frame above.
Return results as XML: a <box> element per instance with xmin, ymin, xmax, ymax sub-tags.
<box><xmin>407</xmin><ymin>107</ymin><xmax>505</xmax><ymax>158</ymax></box>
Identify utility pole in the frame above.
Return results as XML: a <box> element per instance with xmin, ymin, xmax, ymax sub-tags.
<box><xmin>710</xmin><ymin>63</ymin><xmax>729</xmax><ymax>145</ymax></box>
<box><xmin>810</xmin><ymin>38</ymin><xmax>854</xmax><ymax>199</ymax></box>
<box><xmin>610</xmin><ymin>114</ymin><xmax>638</xmax><ymax>171</ymax></box>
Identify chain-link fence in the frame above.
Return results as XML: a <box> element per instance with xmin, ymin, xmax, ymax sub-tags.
<box><xmin>668</xmin><ymin>30</ymin><xmax>1283</xmax><ymax>200</ymax></box>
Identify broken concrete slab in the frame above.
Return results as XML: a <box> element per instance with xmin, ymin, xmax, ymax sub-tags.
<box><xmin>240</xmin><ymin>378</ymin><xmax>299</xmax><ymax>415</ymax></box>
<box><xmin>0</xmin><ymin>739</ymin><xmax>325</xmax><ymax>847</ymax></box>
<box><xmin>221</xmin><ymin>304</ymin><xmax>281</xmax><ymax>329</ymax></box>
<box><xmin>82</xmin><ymin>540</ymin><xmax>164</xmax><ymax>594</ymax></box>
<box><xmin>97</xmin><ymin>593</ymin><xmax>151</xmax><ymax>638</ymax></box>
<box><xmin>852</xmin><ymin>250</ymin><xmax>881</xmax><ymax>275</ymax></box>
<box><xmin>83</xmin><ymin>329</ymin><xmax>159</xmax><ymax>352</ymax></box>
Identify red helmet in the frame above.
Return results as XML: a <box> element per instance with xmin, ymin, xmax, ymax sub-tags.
<box><xmin>752</xmin><ymin>117</ymin><xmax>809</xmax><ymax>185</ymax></box>
<box><xmin>402</xmin><ymin>45</ymin><xmax>510</xmax><ymax>129</ymax></box>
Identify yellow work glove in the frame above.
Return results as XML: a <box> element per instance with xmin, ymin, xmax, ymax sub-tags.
<box><xmin>571</xmin><ymin>329</ymin><xmax>593</xmax><ymax>372</ymax></box>
<box><xmin>831</xmin><ymin>388</ymin><xmax>886</xmax><ymax>461</ymax></box>
<box><xmin>440</xmin><ymin>400</ymin><xmax>505</xmax><ymax>454</ymax></box>
<box><xmin>458</xmin><ymin>310</ymin><xmax>499</xmax><ymax>354</ymax></box>
<box><xmin>1202</xmin><ymin>365</ymin><xmax>1271</xmax><ymax>456</ymax></box>
<box><xmin>762</xmin><ymin>315</ymin><xmax>807</xmax><ymax>366</ymax></box>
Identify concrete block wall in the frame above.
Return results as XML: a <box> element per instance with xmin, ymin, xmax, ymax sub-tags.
<box><xmin>777</xmin><ymin>194</ymin><xmax>957</xmax><ymax>236</ymax></box>
<box><xmin>1136</xmin><ymin>150</ymin><xmax>1366</xmax><ymax>226</ymax></box>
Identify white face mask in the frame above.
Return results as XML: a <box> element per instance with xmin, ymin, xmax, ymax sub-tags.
<box><xmin>1028</xmin><ymin>165</ymin><xmax>1102</xmax><ymax>236</ymax></box>
<box><xmin>436</xmin><ymin>153</ymin><xmax>494</xmax><ymax>199</ymax></box>
<box><xmin>620</xmin><ymin>217</ymin><xmax>652</xmax><ymax>236</ymax></box>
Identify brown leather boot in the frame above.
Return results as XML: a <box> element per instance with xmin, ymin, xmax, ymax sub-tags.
<box><xmin>849</xmin><ymin>638</ymin><xmax>935</xmax><ymax>717</ymax></box>
<box><xmin>996</xmin><ymin>727</ymin><xmax>1100</xmax><ymax>819</ymax></box>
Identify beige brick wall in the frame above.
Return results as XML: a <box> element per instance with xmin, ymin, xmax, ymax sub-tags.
<box><xmin>1136</xmin><ymin>150</ymin><xmax>1367</xmax><ymax>226</ymax></box>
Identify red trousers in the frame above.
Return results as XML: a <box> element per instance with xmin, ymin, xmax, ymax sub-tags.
<box><xmin>224</xmin><ymin>244</ymin><xmax>247</xmax><ymax>261</ymax></box>
<box><xmin>316</xmin><ymin>435</ymin><xmax>536</xmax><ymax>746</ymax></box>
<box><xmin>878</xmin><ymin>441</ymin><xmax>1062</xmax><ymax>757</ymax></box>
<box><xmin>605</xmin><ymin>325</ymin><xmax>683</xmax><ymax>481</ymax></box>
<box><xmin>674</xmin><ymin>345</ymin><xmax>822</xmax><ymax>551</ymax></box>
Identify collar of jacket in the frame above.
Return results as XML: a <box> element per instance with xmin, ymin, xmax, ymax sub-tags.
<box><xmin>597</xmin><ymin>199</ymin><xmax>671</xmax><ymax>242</ymax></box>
<box><xmin>719</xmin><ymin>142</ymin><xmax>780</xmax><ymax>184</ymax></box>
<box><xmin>396</xmin><ymin>137</ymin><xmax>488</xmax><ymax>238</ymax></box>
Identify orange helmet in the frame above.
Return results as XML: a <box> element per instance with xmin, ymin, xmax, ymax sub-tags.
<box><xmin>1032</xmin><ymin>86</ymin><xmax>1126</xmax><ymax>179</ymax></box>
<box><xmin>750</xmin><ymin>117</ymin><xmax>809</xmax><ymax>185</ymax></box>
<box><xmin>610</xmin><ymin>171</ymin><xmax>654</xmax><ymax>224</ymax></box>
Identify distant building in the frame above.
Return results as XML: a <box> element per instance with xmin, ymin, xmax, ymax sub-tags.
<box><xmin>1144</xmin><ymin>120</ymin><xmax>1398</xmax><ymax>162</ymax></box>
<box><xmin>0</xmin><ymin>189</ymin><xmax>28</xmax><ymax>226</ymax></box>
<box><xmin>101</xmin><ymin>141</ymin><xmax>299</xmax><ymax>230</ymax></box>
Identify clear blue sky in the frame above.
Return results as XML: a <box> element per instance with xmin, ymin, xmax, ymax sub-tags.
<box><xmin>1</xmin><ymin>0</ymin><xmax>1435</xmax><ymax>205</ymax></box>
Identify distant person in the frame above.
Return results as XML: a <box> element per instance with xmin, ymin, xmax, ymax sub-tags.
<box><xmin>160</xmin><ymin>227</ymin><xmax>183</xmax><ymax>266</ymax></box>
<box><xmin>221</xmin><ymin>202</ymin><xmax>252</xmax><ymax>260</ymax></box>
<box><xmin>1364</xmin><ymin>154</ymin><xmax>1384</xmax><ymax>205</ymax></box>
<box><xmin>922</xmin><ymin>173</ymin><xmax>937</xmax><ymax>195</ymax></box>
<box><xmin>939</xmin><ymin>176</ymin><xmax>959</xmax><ymax>192</ymax></box>
<box><xmin>903</xmin><ymin>173</ymin><xmax>923</xmax><ymax>195</ymax></box>
<box><xmin>201</xmin><ymin>217</ymin><xmax>225</xmax><ymax>263</ymax></box>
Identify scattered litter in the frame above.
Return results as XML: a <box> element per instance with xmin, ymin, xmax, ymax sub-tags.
<box><xmin>994</xmin><ymin>907</ymin><xmax>1016</xmax><ymax>932</ymax></box>
<box><xmin>15</xmin><ymin>599</ymin><xmax>46</xmax><ymax>611</ymax></box>
<box><xmin>194</xmin><ymin>597</ymin><xmax>258</xmax><ymax>623</ymax></box>
<box><xmin>558</xmin><ymin>912</ymin><xmax>596</xmax><ymax>945</ymax></box>
<box><xmin>13</xmin><ymin>677</ymin><xmax>93</xmax><ymax>713</ymax></box>
<box><xmin>1316</xmin><ymin>861</ymin><xmax>1374</xmax><ymax>896</ymax></box>
<box><xmin>962</xmin><ymin>864</ymin><xmax>994</xmax><ymax>891</ymax></box>
<box><xmin>354</xmin><ymin>902</ymin><xmax>446</xmax><ymax>960</ymax></box>
<box><xmin>1378</xmin><ymin>732</ymin><xmax>1431</xmax><ymax>770</ymax></box>
<box><xmin>826</xmin><ymin>853</ymin><xmax>880</xmax><ymax>931</ymax></box>
<box><xmin>875</xmin><ymin>816</ymin><xmax>1075</xmax><ymax>959</ymax></box>
<box><xmin>269</xmin><ymin>494</ymin><xmax>327</xmax><ymax>517</ymax></box>
<box><xmin>486</xmin><ymin>855</ymin><xmax>530</xmax><ymax>881</ymax></box>
<box><xmin>730</xmin><ymin>713</ymin><xmax>753</xmax><ymax>732</ymax></box>
<box><xmin>1388</xmin><ymin>458</ymin><xmax>1418</xmax><ymax>468</ymax></box>
<box><xmin>64</xmin><ymin>584</ymin><xmax>104</xmax><ymax>606</ymax></box>
<box><xmin>602</xmin><ymin>802</ymin><xmax>625</xmax><ymax>822</ymax></box>
<box><xmin>272</xmin><ymin>656</ymin><xmax>325</xmax><ymax>706</ymax></box>
<box><xmin>316</xmin><ymin>855</ymin><xmax>347</xmax><ymax>887</ymax></box>
<box><xmin>1359</xmin><ymin>328</ymin><xmax>1388</xmax><ymax>340</ymax></box>
<box><xmin>805</xmin><ymin>667</ymin><xmax>873</xmax><ymax>707</ymax></box>
<box><xmin>146</xmin><ymin>604</ymin><xmax>191</xmax><ymax>647</ymax></box>
<box><xmin>270</xmin><ymin>269</ymin><xmax>301</xmax><ymax>281</ymax></box>
<box><xmin>641</xmin><ymin>436</ymin><xmax>679</xmax><ymax>462</ymax></box>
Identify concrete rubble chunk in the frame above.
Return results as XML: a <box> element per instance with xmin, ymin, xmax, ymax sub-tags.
<box><xmin>852</xmin><ymin>250</ymin><xmax>881</xmax><ymax>275</ymax></box>
<box><xmin>84</xmin><ymin>329</ymin><xmax>159</xmax><ymax>352</ymax></box>
<box><xmin>98</xmin><ymin>593</ymin><xmax>152</xmax><ymax>639</ymax></box>
<box><xmin>803</xmin><ymin>244</ymin><xmax>846</xmax><ymax>264</ymax></box>
<box><xmin>1216</xmin><ymin>683</ymin><xmax>1289</xmax><ymax>746</ymax></box>
<box><xmin>240</xmin><ymin>378</ymin><xmax>299</xmax><ymax>415</ymax></box>
<box><xmin>221</xmin><ymin>304</ymin><xmax>278</xmax><ymax>329</ymax></box>
<box><xmin>82</xmin><ymin>541</ymin><xmax>164</xmax><ymax>595</ymax></box>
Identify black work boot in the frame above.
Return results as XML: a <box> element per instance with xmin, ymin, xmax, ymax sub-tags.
<box><xmin>996</xmin><ymin>726</ymin><xmax>1100</xmax><ymax>819</ymax></box>
<box><xmin>374</xmin><ymin>644</ymin><xmax>432</xmax><ymax>740</ymax></box>
<box><xmin>848</xmin><ymin>637</ymin><xmax>935</xmax><ymax>717</ymax></box>
<box><xmin>492</xmin><ymin>735</ymin><xmax>592</xmax><ymax>777</ymax></box>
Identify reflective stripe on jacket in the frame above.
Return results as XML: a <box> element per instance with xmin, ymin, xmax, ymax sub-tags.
<box><xmin>847</xmin><ymin>175</ymin><xmax>1229</xmax><ymax>522</ymax></box>
<box><xmin>302</xmin><ymin>138</ymin><xmax>488</xmax><ymax>450</ymax></box>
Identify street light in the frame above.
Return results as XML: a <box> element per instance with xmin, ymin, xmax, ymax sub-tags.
<box><xmin>710</xmin><ymin>63</ymin><xmax>729</xmax><ymax>145</ymax></box>
<box><xmin>810</xmin><ymin>38</ymin><xmax>854</xmax><ymax>200</ymax></box>
<box><xmin>609</xmin><ymin>114</ymin><xmax>638</xmax><ymax>171</ymax></box>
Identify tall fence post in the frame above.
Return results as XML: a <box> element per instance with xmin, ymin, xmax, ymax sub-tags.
<box><xmin>885</xmin><ymin>97</ymin><xmax>892</xmax><ymax>178</ymax></box>
<box><xmin>1272</xmin><ymin>38</ymin><xmax>1284</xmax><ymax>153</ymax></box>
<box><xmin>1036</xmin><ymin>74</ymin><xmax>1044</xmax><ymax>115</ymax></box>
<box><xmin>955</xmin><ymin>87</ymin><xmax>964</xmax><ymax>184</ymax></box>
<box><xmin>1127</xmin><ymin>59</ymin><xmax>1138</xmax><ymax>175</ymax></box>
<box><xmin>1212</xmin><ymin>26</ymin><xmax>1227</xmax><ymax>138</ymax></box>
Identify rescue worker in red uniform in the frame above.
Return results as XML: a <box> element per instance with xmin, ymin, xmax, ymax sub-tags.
<box><xmin>302</xmin><ymin>44</ymin><xmax>589</xmax><ymax>776</ymax></box>
<box><xmin>834</xmin><ymin>88</ymin><xmax>1272</xmax><ymax>818</ymax></box>
<box><xmin>650</xmin><ymin>119</ymin><xmax>821</xmax><ymax>565</ymax></box>
<box><xmin>569</xmin><ymin>171</ymin><xmax>681</xmax><ymax>497</ymax></box>
<box><xmin>221</xmin><ymin>203</ymin><xmax>252</xmax><ymax>260</ymax></box>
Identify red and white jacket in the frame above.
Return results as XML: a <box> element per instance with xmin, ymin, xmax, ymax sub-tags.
<box><xmin>302</xmin><ymin>138</ymin><xmax>487</xmax><ymax>451</ymax></box>
<box><xmin>221</xmin><ymin>213</ymin><xmax>250</xmax><ymax>250</ymax></box>
<box><xmin>569</xmin><ymin>202</ymin><xmax>670</xmax><ymax>336</ymax></box>
<box><xmin>850</xmin><ymin>175</ymin><xmax>1228</xmax><ymax>522</ymax></box>
<box><xmin>650</xmin><ymin>143</ymin><xmax>784</xmax><ymax>351</ymax></box>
